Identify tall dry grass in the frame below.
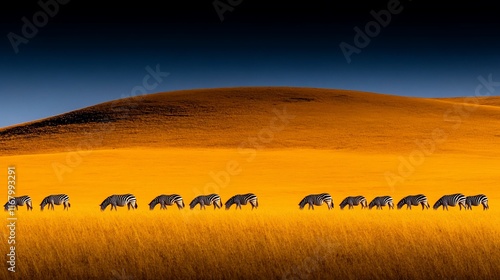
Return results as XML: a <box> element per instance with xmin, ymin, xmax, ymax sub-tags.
<box><xmin>2</xmin><ymin>207</ymin><xmax>498</xmax><ymax>279</ymax></box>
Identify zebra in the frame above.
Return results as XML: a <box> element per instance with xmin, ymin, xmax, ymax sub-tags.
<box><xmin>100</xmin><ymin>194</ymin><xmax>138</xmax><ymax>211</ymax></box>
<box><xmin>189</xmin><ymin>194</ymin><xmax>223</xmax><ymax>210</ymax></box>
<box><xmin>149</xmin><ymin>194</ymin><xmax>185</xmax><ymax>210</ymax></box>
<box><xmin>397</xmin><ymin>194</ymin><xmax>430</xmax><ymax>210</ymax></box>
<box><xmin>465</xmin><ymin>194</ymin><xmax>489</xmax><ymax>210</ymax></box>
<box><xmin>40</xmin><ymin>194</ymin><xmax>71</xmax><ymax>211</ymax></box>
<box><xmin>368</xmin><ymin>196</ymin><xmax>394</xmax><ymax>210</ymax></box>
<box><xmin>433</xmin><ymin>193</ymin><xmax>466</xmax><ymax>210</ymax></box>
<box><xmin>298</xmin><ymin>193</ymin><xmax>334</xmax><ymax>210</ymax></box>
<box><xmin>225</xmin><ymin>193</ymin><xmax>258</xmax><ymax>210</ymax></box>
<box><xmin>339</xmin><ymin>196</ymin><xmax>367</xmax><ymax>210</ymax></box>
<box><xmin>3</xmin><ymin>196</ymin><xmax>33</xmax><ymax>211</ymax></box>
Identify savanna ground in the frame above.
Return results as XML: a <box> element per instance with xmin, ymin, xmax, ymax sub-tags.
<box><xmin>1</xmin><ymin>149</ymin><xmax>499</xmax><ymax>280</ymax></box>
<box><xmin>1</xmin><ymin>88</ymin><xmax>500</xmax><ymax>279</ymax></box>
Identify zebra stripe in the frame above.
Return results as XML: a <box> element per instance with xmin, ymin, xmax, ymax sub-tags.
<box><xmin>189</xmin><ymin>194</ymin><xmax>223</xmax><ymax>210</ymax></box>
<box><xmin>465</xmin><ymin>194</ymin><xmax>489</xmax><ymax>210</ymax></box>
<box><xmin>225</xmin><ymin>193</ymin><xmax>258</xmax><ymax>210</ymax></box>
<box><xmin>149</xmin><ymin>194</ymin><xmax>185</xmax><ymax>210</ymax></box>
<box><xmin>369</xmin><ymin>196</ymin><xmax>394</xmax><ymax>210</ymax></box>
<box><xmin>397</xmin><ymin>194</ymin><xmax>430</xmax><ymax>210</ymax></box>
<box><xmin>433</xmin><ymin>193</ymin><xmax>466</xmax><ymax>210</ymax></box>
<box><xmin>40</xmin><ymin>194</ymin><xmax>71</xmax><ymax>211</ymax></box>
<box><xmin>298</xmin><ymin>193</ymin><xmax>334</xmax><ymax>210</ymax></box>
<box><xmin>3</xmin><ymin>195</ymin><xmax>33</xmax><ymax>211</ymax></box>
<box><xmin>339</xmin><ymin>196</ymin><xmax>367</xmax><ymax>210</ymax></box>
<box><xmin>100</xmin><ymin>194</ymin><xmax>138</xmax><ymax>211</ymax></box>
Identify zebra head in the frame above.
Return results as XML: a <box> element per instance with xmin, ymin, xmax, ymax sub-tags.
<box><xmin>368</xmin><ymin>200</ymin><xmax>376</xmax><ymax>209</ymax></box>
<box><xmin>397</xmin><ymin>198</ymin><xmax>406</xmax><ymax>209</ymax></box>
<box><xmin>339</xmin><ymin>198</ymin><xmax>348</xmax><ymax>210</ymax></box>
<box><xmin>40</xmin><ymin>200</ymin><xmax>48</xmax><ymax>211</ymax></box>
<box><xmin>432</xmin><ymin>200</ymin><xmax>442</xmax><ymax>210</ymax></box>
<box><xmin>148</xmin><ymin>201</ymin><xmax>156</xmax><ymax>210</ymax></box>
<box><xmin>224</xmin><ymin>200</ymin><xmax>233</xmax><ymax>210</ymax></box>
<box><xmin>99</xmin><ymin>199</ymin><xmax>109</xmax><ymax>211</ymax></box>
<box><xmin>189</xmin><ymin>197</ymin><xmax>198</xmax><ymax>210</ymax></box>
<box><xmin>298</xmin><ymin>198</ymin><xmax>307</xmax><ymax>210</ymax></box>
<box><xmin>3</xmin><ymin>202</ymin><xmax>11</xmax><ymax>211</ymax></box>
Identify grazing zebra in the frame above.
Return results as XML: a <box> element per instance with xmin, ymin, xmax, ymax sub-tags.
<box><xmin>339</xmin><ymin>196</ymin><xmax>367</xmax><ymax>210</ymax></box>
<box><xmin>397</xmin><ymin>194</ymin><xmax>430</xmax><ymax>210</ymax></box>
<box><xmin>225</xmin><ymin>193</ymin><xmax>258</xmax><ymax>210</ymax></box>
<box><xmin>189</xmin><ymin>194</ymin><xmax>223</xmax><ymax>210</ymax></box>
<box><xmin>433</xmin><ymin>193</ymin><xmax>466</xmax><ymax>210</ymax></box>
<box><xmin>40</xmin><ymin>194</ymin><xmax>71</xmax><ymax>211</ymax></box>
<box><xmin>149</xmin><ymin>194</ymin><xmax>185</xmax><ymax>210</ymax></box>
<box><xmin>368</xmin><ymin>196</ymin><xmax>394</xmax><ymax>210</ymax></box>
<box><xmin>100</xmin><ymin>194</ymin><xmax>138</xmax><ymax>211</ymax></box>
<box><xmin>465</xmin><ymin>194</ymin><xmax>489</xmax><ymax>210</ymax></box>
<box><xmin>298</xmin><ymin>193</ymin><xmax>334</xmax><ymax>210</ymax></box>
<box><xmin>3</xmin><ymin>196</ymin><xmax>33</xmax><ymax>211</ymax></box>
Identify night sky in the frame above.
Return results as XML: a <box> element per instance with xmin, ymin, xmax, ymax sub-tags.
<box><xmin>1</xmin><ymin>0</ymin><xmax>499</xmax><ymax>128</ymax></box>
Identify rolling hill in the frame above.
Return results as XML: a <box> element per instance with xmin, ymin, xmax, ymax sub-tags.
<box><xmin>2</xmin><ymin>87</ymin><xmax>500</xmax><ymax>156</ymax></box>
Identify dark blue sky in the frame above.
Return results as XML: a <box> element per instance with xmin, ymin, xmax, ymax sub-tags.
<box><xmin>1</xmin><ymin>0</ymin><xmax>499</xmax><ymax>128</ymax></box>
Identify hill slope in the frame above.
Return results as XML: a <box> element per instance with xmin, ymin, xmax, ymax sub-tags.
<box><xmin>2</xmin><ymin>87</ymin><xmax>500</xmax><ymax>155</ymax></box>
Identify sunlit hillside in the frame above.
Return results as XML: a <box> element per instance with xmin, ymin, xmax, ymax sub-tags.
<box><xmin>2</xmin><ymin>87</ymin><xmax>500</xmax><ymax>155</ymax></box>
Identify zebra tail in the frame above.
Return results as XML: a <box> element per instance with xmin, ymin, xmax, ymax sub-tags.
<box><xmin>256</xmin><ymin>199</ymin><xmax>259</xmax><ymax>207</ymax></box>
<box><xmin>135</xmin><ymin>203</ymin><xmax>138</xmax><ymax>209</ymax></box>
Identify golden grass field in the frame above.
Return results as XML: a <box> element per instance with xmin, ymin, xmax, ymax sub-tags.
<box><xmin>1</xmin><ymin>87</ymin><xmax>499</xmax><ymax>279</ymax></box>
